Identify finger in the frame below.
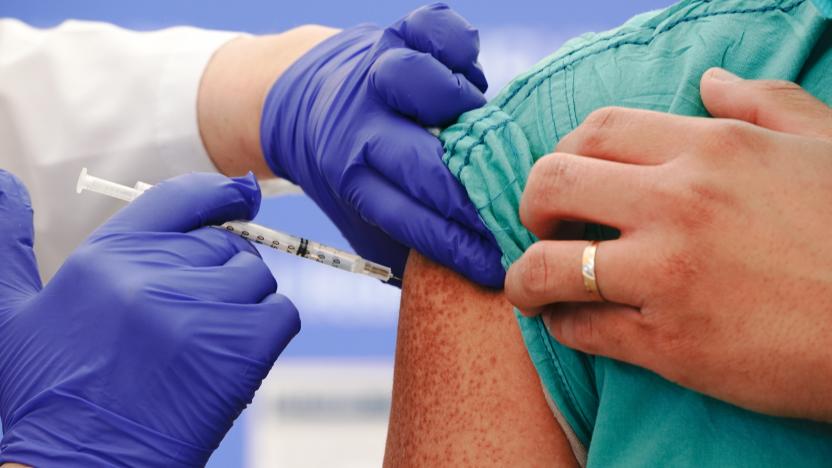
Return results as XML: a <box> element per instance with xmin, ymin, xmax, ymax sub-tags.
<box><xmin>172</xmin><ymin>251</ymin><xmax>277</xmax><ymax>304</ymax></box>
<box><xmin>344</xmin><ymin>169</ymin><xmax>505</xmax><ymax>288</ymax></box>
<box><xmin>94</xmin><ymin>227</ymin><xmax>260</xmax><ymax>271</ymax></box>
<box><xmin>700</xmin><ymin>68</ymin><xmax>832</xmax><ymax>141</ymax></box>
<box><xmin>370</xmin><ymin>48</ymin><xmax>486</xmax><ymax>126</ymax></box>
<box><xmin>0</xmin><ymin>170</ymin><xmax>41</xmax><ymax>298</ymax></box>
<box><xmin>183</xmin><ymin>227</ymin><xmax>260</xmax><ymax>266</ymax></box>
<box><xmin>505</xmin><ymin>239</ymin><xmax>645</xmax><ymax>313</ymax></box>
<box><xmin>541</xmin><ymin>302</ymin><xmax>648</xmax><ymax>364</ymax></box>
<box><xmin>556</xmin><ymin>107</ymin><xmax>703</xmax><ymax>165</ymax></box>
<box><xmin>247</xmin><ymin>293</ymin><xmax>301</xmax><ymax>364</ymax></box>
<box><xmin>520</xmin><ymin>153</ymin><xmax>650</xmax><ymax>239</ymax></box>
<box><xmin>394</xmin><ymin>3</ymin><xmax>488</xmax><ymax>92</ymax></box>
<box><xmin>191</xmin><ymin>293</ymin><xmax>300</xmax><ymax>368</ymax></box>
<box><xmin>360</xmin><ymin>119</ymin><xmax>492</xmax><ymax>239</ymax></box>
<box><xmin>99</xmin><ymin>172</ymin><xmax>261</xmax><ymax>235</ymax></box>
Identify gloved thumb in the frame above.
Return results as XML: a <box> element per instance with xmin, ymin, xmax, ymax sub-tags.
<box><xmin>700</xmin><ymin>68</ymin><xmax>832</xmax><ymax>141</ymax></box>
<box><xmin>393</xmin><ymin>3</ymin><xmax>488</xmax><ymax>92</ymax></box>
<box><xmin>0</xmin><ymin>170</ymin><xmax>42</xmax><ymax>303</ymax></box>
<box><xmin>370</xmin><ymin>48</ymin><xmax>486</xmax><ymax>126</ymax></box>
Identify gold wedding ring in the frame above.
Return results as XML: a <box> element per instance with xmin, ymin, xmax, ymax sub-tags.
<box><xmin>581</xmin><ymin>241</ymin><xmax>604</xmax><ymax>300</ymax></box>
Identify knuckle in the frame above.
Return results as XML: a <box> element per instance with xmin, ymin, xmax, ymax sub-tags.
<box><xmin>715</xmin><ymin>118</ymin><xmax>753</xmax><ymax>136</ymax></box>
<box><xmin>337</xmin><ymin>162</ymin><xmax>368</xmax><ymax>205</ymax></box>
<box><xmin>243</xmin><ymin>251</ymin><xmax>276</xmax><ymax>286</ymax></box>
<box><xmin>561</xmin><ymin>107</ymin><xmax>623</xmax><ymax>154</ymax></box>
<box><xmin>373</xmin><ymin>49</ymin><xmax>421</xmax><ymax>78</ymax></box>
<box><xmin>698</xmin><ymin>117</ymin><xmax>776</xmax><ymax>168</ymax></box>
<box><xmin>583</xmin><ymin>107</ymin><xmax>621</xmax><ymax>132</ymax></box>
<box><xmin>106</xmin><ymin>272</ymin><xmax>154</xmax><ymax>315</ymax></box>
<box><xmin>698</xmin><ymin>120</ymin><xmax>753</xmax><ymax>161</ymax></box>
<box><xmin>521</xmin><ymin>154</ymin><xmax>575</xmax><ymax>224</ymax></box>
<box><xmin>514</xmin><ymin>244</ymin><xmax>553</xmax><ymax>301</ymax></box>
<box><xmin>68</xmin><ymin>239</ymin><xmax>156</xmax><ymax>311</ymax></box>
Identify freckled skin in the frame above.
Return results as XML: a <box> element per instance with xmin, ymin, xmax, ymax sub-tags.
<box><xmin>383</xmin><ymin>252</ymin><xmax>577</xmax><ymax>467</ymax></box>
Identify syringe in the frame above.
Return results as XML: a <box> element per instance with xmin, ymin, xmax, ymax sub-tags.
<box><xmin>76</xmin><ymin>168</ymin><xmax>400</xmax><ymax>283</ymax></box>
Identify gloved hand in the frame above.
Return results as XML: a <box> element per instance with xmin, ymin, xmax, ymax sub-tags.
<box><xmin>261</xmin><ymin>3</ymin><xmax>504</xmax><ymax>287</ymax></box>
<box><xmin>0</xmin><ymin>170</ymin><xmax>299</xmax><ymax>467</ymax></box>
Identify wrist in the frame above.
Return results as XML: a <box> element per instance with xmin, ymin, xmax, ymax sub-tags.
<box><xmin>197</xmin><ymin>25</ymin><xmax>338</xmax><ymax>178</ymax></box>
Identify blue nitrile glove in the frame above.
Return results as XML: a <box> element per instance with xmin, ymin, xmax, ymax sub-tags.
<box><xmin>0</xmin><ymin>170</ymin><xmax>299</xmax><ymax>467</ymax></box>
<box><xmin>261</xmin><ymin>3</ymin><xmax>504</xmax><ymax>288</ymax></box>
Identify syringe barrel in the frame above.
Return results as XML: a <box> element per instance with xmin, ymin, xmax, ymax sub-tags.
<box><xmin>222</xmin><ymin>223</ymin><xmax>392</xmax><ymax>280</ymax></box>
<box><xmin>220</xmin><ymin>221</ymin><xmax>303</xmax><ymax>255</ymax></box>
<box><xmin>305</xmin><ymin>241</ymin><xmax>393</xmax><ymax>281</ymax></box>
<box><xmin>304</xmin><ymin>240</ymin><xmax>363</xmax><ymax>273</ymax></box>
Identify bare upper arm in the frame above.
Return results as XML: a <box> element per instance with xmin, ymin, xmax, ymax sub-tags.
<box><xmin>383</xmin><ymin>251</ymin><xmax>577</xmax><ymax>467</ymax></box>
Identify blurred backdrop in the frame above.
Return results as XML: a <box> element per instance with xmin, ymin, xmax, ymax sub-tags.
<box><xmin>2</xmin><ymin>1</ymin><xmax>671</xmax><ymax>466</ymax></box>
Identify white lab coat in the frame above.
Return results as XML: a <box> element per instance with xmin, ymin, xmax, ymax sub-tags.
<box><xmin>0</xmin><ymin>19</ymin><xmax>238</xmax><ymax>279</ymax></box>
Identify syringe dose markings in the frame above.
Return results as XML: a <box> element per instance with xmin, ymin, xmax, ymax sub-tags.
<box><xmin>222</xmin><ymin>223</ymin><xmax>350</xmax><ymax>272</ymax></box>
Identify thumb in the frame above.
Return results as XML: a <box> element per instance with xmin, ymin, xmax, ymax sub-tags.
<box><xmin>98</xmin><ymin>172</ymin><xmax>261</xmax><ymax>235</ymax></box>
<box><xmin>393</xmin><ymin>3</ymin><xmax>488</xmax><ymax>92</ymax></box>
<box><xmin>700</xmin><ymin>68</ymin><xmax>832</xmax><ymax>141</ymax></box>
<box><xmin>543</xmin><ymin>302</ymin><xmax>648</xmax><ymax>365</ymax></box>
<box><xmin>370</xmin><ymin>48</ymin><xmax>486</xmax><ymax>126</ymax></box>
<box><xmin>0</xmin><ymin>170</ymin><xmax>42</xmax><ymax>301</ymax></box>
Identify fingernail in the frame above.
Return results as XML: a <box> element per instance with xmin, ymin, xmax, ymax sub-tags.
<box><xmin>707</xmin><ymin>67</ymin><xmax>741</xmax><ymax>82</ymax></box>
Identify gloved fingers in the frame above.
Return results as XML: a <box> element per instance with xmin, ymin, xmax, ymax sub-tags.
<box><xmin>238</xmin><ymin>293</ymin><xmax>301</xmax><ymax>365</ymax></box>
<box><xmin>393</xmin><ymin>3</ymin><xmax>488</xmax><ymax>92</ymax></box>
<box><xmin>370</xmin><ymin>48</ymin><xmax>486</xmax><ymax>127</ymax></box>
<box><xmin>97</xmin><ymin>172</ymin><xmax>261</xmax><ymax>235</ymax></box>
<box><xmin>0</xmin><ymin>170</ymin><xmax>42</xmax><ymax>298</ymax></box>
<box><xmin>346</xmin><ymin>169</ymin><xmax>505</xmax><ymax>288</ymax></box>
<box><xmin>170</xmin><ymin>251</ymin><xmax>277</xmax><ymax>304</ymax></box>
<box><xmin>183</xmin><ymin>227</ymin><xmax>260</xmax><ymax>267</ymax></box>
<box><xmin>81</xmin><ymin>228</ymin><xmax>259</xmax><ymax>271</ymax></box>
<box><xmin>360</xmin><ymin>120</ymin><xmax>492</xmax><ymax>240</ymax></box>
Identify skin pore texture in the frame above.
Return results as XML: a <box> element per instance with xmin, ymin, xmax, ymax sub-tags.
<box><xmin>384</xmin><ymin>251</ymin><xmax>577</xmax><ymax>467</ymax></box>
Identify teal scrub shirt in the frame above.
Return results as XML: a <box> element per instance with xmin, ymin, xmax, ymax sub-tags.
<box><xmin>440</xmin><ymin>0</ymin><xmax>832</xmax><ymax>465</ymax></box>
<box><xmin>815</xmin><ymin>0</ymin><xmax>832</xmax><ymax>16</ymax></box>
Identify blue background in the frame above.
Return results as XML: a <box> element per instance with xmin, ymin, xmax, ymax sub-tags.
<box><xmin>3</xmin><ymin>1</ymin><xmax>671</xmax><ymax>33</ymax></box>
<box><xmin>1</xmin><ymin>1</ymin><xmax>672</xmax><ymax>466</ymax></box>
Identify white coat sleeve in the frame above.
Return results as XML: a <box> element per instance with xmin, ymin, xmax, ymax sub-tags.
<box><xmin>0</xmin><ymin>19</ymin><xmax>240</xmax><ymax>279</ymax></box>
